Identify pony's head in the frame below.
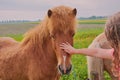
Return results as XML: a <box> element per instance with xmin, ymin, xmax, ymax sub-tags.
<box><xmin>47</xmin><ymin>6</ymin><xmax>77</xmax><ymax>75</ymax></box>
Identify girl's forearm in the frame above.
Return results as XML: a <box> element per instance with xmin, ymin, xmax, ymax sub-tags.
<box><xmin>74</xmin><ymin>48</ymin><xmax>113</xmax><ymax>59</ymax></box>
<box><xmin>74</xmin><ymin>48</ymin><xmax>98</xmax><ymax>56</ymax></box>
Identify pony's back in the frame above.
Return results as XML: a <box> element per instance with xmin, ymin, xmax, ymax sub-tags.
<box><xmin>0</xmin><ymin>37</ymin><xmax>26</xmax><ymax>80</ymax></box>
<box><xmin>0</xmin><ymin>37</ymin><xmax>18</xmax><ymax>49</ymax></box>
<box><xmin>0</xmin><ymin>37</ymin><xmax>19</xmax><ymax>57</ymax></box>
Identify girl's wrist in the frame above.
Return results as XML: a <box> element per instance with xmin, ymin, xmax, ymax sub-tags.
<box><xmin>73</xmin><ymin>49</ymin><xmax>80</xmax><ymax>54</ymax></box>
<box><xmin>70</xmin><ymin>49</ymin><xmax>77</xmax><ymax>55</ymax></box>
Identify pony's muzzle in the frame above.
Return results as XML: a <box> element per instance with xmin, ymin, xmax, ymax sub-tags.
<box><xmin>58</xmin><ymin>64</ymin><xmax>72</xmax><ymax>75</ymax></box>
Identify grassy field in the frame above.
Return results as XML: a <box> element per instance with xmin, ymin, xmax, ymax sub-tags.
<box><xmin>78</xmin><ymin>19</ymin><xmax>106</xmax><ymax>24</ymax></box>
<box><xmin>0</xmin><ymin>20</ymin><xmax>111</xmax><ymax>80</ymax></box>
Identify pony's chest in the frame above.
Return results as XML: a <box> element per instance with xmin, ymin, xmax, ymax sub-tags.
<box><xmin>28</xmin><ymin>69</ymin><xmax>60</xmax><ymax>80</ymax></box>
<box><xmin>28</xmin><ymin>60</ymin><xmax>59</xmax><ymax>79</ymax></box>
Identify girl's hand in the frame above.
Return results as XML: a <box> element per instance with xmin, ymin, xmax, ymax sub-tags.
<box><xmin>60</xmin><ymin>42</ymin><xmax>76</xmax><ymax>54</ymax></box>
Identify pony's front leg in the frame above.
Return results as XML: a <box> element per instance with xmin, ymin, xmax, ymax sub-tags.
<box><xmin>87</xmin><ymin>56</ymin><xmax>104</xmax><ymax>80</ymax></box>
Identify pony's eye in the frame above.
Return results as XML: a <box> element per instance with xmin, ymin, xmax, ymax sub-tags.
<box><xmin>50</xmin><ymin>35</ymin><xmax>55</xmax><ymax>39</ymax></box>
<box><xmin>72</xmin><ymin>33</ymin><xmax>75</xmax><ymax>37</ymax></box>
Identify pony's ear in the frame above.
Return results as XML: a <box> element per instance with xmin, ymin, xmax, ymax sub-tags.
<box><xmin>72</xmin><ymin>8</ymin><xmax>77</xmax><ymax>16</ymax></box>
<box><xmin>48</xmin><ymin>9</ymin><xmax>52</xmax><ymax>18</ymax></box>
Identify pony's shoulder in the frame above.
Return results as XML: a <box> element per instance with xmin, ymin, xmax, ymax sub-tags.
<box><xmin>89</xmin><ymin>33</ymin><xmax>111</xmax><ymax>49</ymax></box>
<box><xmin>0</xmin><ymin>37</ymin><xmax>18</xmax><ymax>49</ymax></box>
<box><xmin>95</xmin><ymin>33</ymin><xmax>106</xmax><ymax>41</ymax></box>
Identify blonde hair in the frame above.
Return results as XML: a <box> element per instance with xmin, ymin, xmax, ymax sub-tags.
<box><xmin>105</xmin><ymin>12</ymin><xmax>120</xmax><ymax>76</ymax></box>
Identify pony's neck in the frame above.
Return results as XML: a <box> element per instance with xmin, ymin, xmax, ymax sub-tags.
<box><xmin>20</xmin><ymin>20</ymin><xmax>57</xmax><ymax>61</ymax></box>
<box><xmin>21</xmin><ymin>19</ymin><xmax>49</xmax><ymax>48</ymax></box>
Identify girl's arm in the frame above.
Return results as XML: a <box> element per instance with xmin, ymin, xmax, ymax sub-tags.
<box><xmin>60</xmin><ymin>42</ymin><xmax>114</xmax><ymax>59</ymax></box>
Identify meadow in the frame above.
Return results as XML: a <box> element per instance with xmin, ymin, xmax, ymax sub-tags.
<box><xmin>0</xmin><ymin>20</ymin><xmax>111</xmax><ymax>80</ymax></box>
<box><xmin>78</xmin><ymin>19</ymin><xmax>106</xmax><ymax>24</ymax></box>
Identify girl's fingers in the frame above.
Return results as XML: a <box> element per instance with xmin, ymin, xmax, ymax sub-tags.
<box><xmin>60</xmin><ymin>45</ymin><xmax>66</xmax><ymax>49</ymax></box>
<box><xmin>60</xmin><ymin>46</ymin><xmax>66</xmax><ymax>49</ymax></box>
<box><xmin>60</xmin><ymin>43</ymin><xmax>66</xmax><ymax>47</ymax></box>
<box><xmin>61</xmin><ymin>42</ymin><xmax>71</xmax><ymax>46</ymax></box>
<box><xmin>66</xmin><ymin>42</ymin><xmax>71</xmax><ymax>46</ymax></box>
<box><xmin>60</xmin><ymin>43</ymin><xmax>69</xmax><ymax>47</ymax></box>
<box><xmin>60</xmin><ymin>43</ymin><xmax>74</xmax><ymax>54</ymax></box>
<box><xmin>60</xmin><ymin>43</ymin><xmax>72</xmax><ymax>51</ymax></box>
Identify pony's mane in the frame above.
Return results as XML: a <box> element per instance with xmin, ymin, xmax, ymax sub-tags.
<box><xmin>21</xmin><ymin>19</ymin><xmax>49</xmax><ymax>47</ymax></box>
<box><xmin>21</xmin><ymin>6</ymin><xmax>76</xmax><ymax>48</ymax></box>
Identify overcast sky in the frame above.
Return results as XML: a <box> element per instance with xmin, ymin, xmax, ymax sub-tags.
<box><xmin>0</xmin><ymin>0</ymin><xmax>120</xmax><ymax>21</ymax></box>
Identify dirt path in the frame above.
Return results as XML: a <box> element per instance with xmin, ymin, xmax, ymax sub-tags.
<box><xmin>0</xmin><ymin>23</ymin><xmax>38</xmax><ymax>36</ymax></box>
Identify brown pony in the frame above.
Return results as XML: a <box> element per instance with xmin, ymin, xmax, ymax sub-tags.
<box><xmin>0</xmin><ymin>6</ymin><xmax>77</xmax><ymax>80</ymax></box>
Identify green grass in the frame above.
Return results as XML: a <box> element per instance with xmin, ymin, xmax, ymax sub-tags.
<box><xmin>5</xmin><ymin>27</ymin><xmax>111</xmax><ymax>80</ymax></box>
<box><xmin>78</xmin><ymin>19</ymin><xmax>106</xmax><ymax>24</ymax></box>
<box><xmin>6</xmin><ymin>34</ymin><xmax>23</xmax><ymax>41</ymax></box>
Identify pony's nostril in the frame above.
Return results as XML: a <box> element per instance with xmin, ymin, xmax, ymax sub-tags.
<box><xmin>58</xmin><ymin>65</ymin><xmax>72</xmax><ymax>75</ymax></box>
<box><xmin>66</xmin><ymin>65</ymin><xmax>72</xmax><ymax>74</ymax></box>
<box><xmin>58</xmin><ymin>65</ymin><xmax>64</xmax><ymax>74</ymax></box>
